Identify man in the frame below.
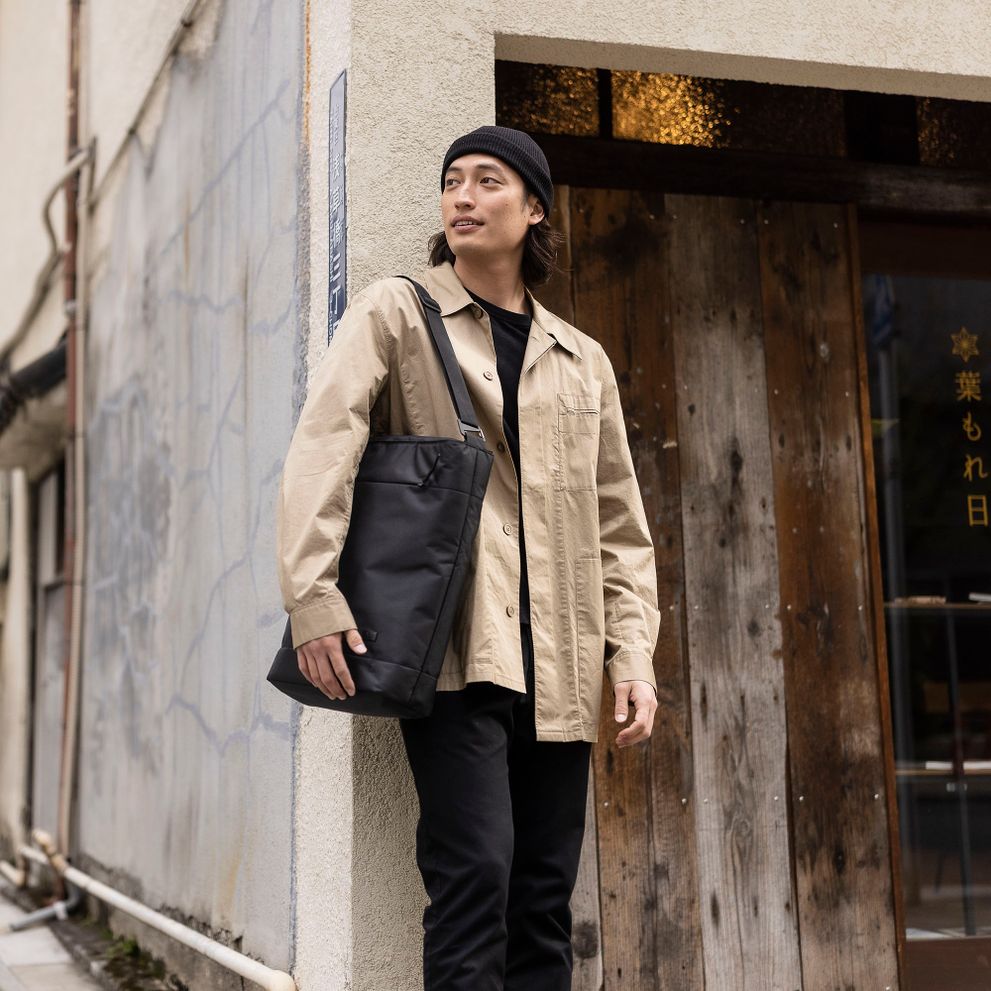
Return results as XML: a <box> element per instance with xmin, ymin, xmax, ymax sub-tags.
<box><xmin>276</xmin><ymin>125</ymin><xmax>660</xmax><ymax>990</ymax></box>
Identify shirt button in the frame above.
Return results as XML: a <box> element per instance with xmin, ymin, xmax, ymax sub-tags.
<box><xmin>483</xmin><ymin>370</ymin><xmax>494</xmax><ymax>380</ymax></box>
<box><xmin>506</xmin><ymin>604</ymin><xmax>516</xmax><ymax>617</ymax></box>
<box><xmin>497</xmin><ymin>441</ymin><xmax>506</xmax><ymax>452</ymax></box>
<box><xmin>503</xmin><ymin>523</ymin><xmax>514</xmax><ymax>535</ymax></box>
<box><xmin>471</xmin><ymin>304</ymin><xmax>483</xmax><ymax>318</ymax></box>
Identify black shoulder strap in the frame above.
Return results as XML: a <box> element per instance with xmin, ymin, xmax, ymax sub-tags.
<box><xmin>393</xmin><ymin>275</ymin><xmax>486</xmax><ymax>444</ymax></box>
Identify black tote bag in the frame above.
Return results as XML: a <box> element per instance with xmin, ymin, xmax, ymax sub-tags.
<box><xmin>266</xmin><ymin>276</ymin><xmax>494</xmax><ymax>718</ymax></box>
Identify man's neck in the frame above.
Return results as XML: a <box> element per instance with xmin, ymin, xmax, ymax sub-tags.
<box><xmin>453</xmin><ymin>257</ymin><xmax>531</xmax><ymax>316</ymax></box>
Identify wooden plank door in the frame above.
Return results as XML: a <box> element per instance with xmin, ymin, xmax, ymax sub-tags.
<box><xmin>542</xmin><ymin>187</ymin><xmax>903</xmax><ymax>990</ymax></box>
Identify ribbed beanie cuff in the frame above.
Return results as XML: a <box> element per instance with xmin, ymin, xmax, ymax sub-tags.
<box><xmin>441</xmin><ymin>125</ymin><xmax>553</xmax><ymax>217</ymax></box>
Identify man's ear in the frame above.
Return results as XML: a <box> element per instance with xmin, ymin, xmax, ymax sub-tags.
<box><xmin>528</xmin><ymin>194</ymin><xmax>545</xmax><ymax>226</ymax></box>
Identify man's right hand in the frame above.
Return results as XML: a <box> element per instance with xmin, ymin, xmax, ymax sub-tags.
<box><xmin>296</xmin><ymin>629</ymin><xmax>367</xmax><ymax>700</ymax></box>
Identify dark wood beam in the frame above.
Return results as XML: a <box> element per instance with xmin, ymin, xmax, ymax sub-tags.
<box><xmin>536</xmin><ymin>133</ymin><xmax>991</xmax><ymax>223</ymax></box>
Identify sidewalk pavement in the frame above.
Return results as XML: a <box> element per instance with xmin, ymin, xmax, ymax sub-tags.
<box><xmin>0</xmin><ymin>890</ymin><xmax>102</xmax><ymax>991</ymax></box>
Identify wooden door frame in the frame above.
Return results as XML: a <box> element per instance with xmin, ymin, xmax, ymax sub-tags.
<box><xmin>536</xmin><ymin>130</ymin><xmax>991</xmax><ymax>990</ymax></box>
<box><xmin>537</xmin><ymin>133</ymin><xmax>991</xmax><ymax>225</ymax></box>
<box><xmin>845</xmin><ymin>201</ymin><xmax>908</xmax><ymax>986</ymax></box>
<box><xmin>856</xmin><ymin>215</ymin><xmax>991</xmax><ymax>990</ymax></box>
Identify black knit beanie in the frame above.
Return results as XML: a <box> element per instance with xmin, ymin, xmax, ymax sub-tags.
<box><xmin>441</xmin><ymin>125</ymin><xmax>554</xmax><ymax>217</ymax></box>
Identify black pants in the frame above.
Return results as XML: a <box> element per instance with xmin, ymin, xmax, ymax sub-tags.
<box><xmin>399</xmin><ymin>621</ymin><xmax>593</xmax><ymax>990</ymax></box>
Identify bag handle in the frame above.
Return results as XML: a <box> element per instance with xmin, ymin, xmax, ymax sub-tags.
<box><xmin>393</xmin><ymin>275</ymin><xmax>487</xmax><ymax>444</ymax></box>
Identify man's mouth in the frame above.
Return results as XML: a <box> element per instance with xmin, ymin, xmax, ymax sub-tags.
<box><xmin>453</xmin><ymin>219</ymin><xmax>484</xmax><ymax>230</ymax></box>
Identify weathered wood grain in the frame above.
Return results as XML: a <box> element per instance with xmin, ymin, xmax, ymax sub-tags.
<box><xmin>641</xmin><ymin>192</ymin><xmax>704</xmax><ymax>991</ymax></box>
<box><xmin>538</xmin><ymin>184</ymin><xmax>604</xmax><ymax>991</ymax></box>
<box><xmin>537</xmin><ymin>183</ymin><xmax>904</xmax><ymax>991</ymax></box>
<box><xmin>572</xmin><ymin>767</ymin><xmax>605</xmax><ymax>991</ymax></box>
<box><xmin>570</xmin><ymin>186</ymin><xmax>701</xmax><ymax>990</ymax></box>
<box><xmin>571</xmin><ymin>185</ymin><xmax>658</xmax><ymax>990</ymax></box>
<box><xmin>666</xmin><ymin>193</ymin><xmax>803</xmax><ymax>990</ymax></box>
<box><xmin>758</xmin><ymin>199</ymin><xmax>900</xmax><ymax>989</ymax></box>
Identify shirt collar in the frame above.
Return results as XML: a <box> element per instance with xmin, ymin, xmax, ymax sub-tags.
<box><xmin>421</xmin><ymin>260</ymin><xmax>583</xmax><ymax>361</ymax></box>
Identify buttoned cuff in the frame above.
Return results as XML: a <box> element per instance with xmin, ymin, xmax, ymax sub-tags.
<box><xmin>605</xmin><ymin>648</ymin><xmax>657</xmax><ymax>695</ymax></box>
<box><xmin>289</xmin><ymin>589</ymin><xmax>356</xmax><ymax>649</ymax></box>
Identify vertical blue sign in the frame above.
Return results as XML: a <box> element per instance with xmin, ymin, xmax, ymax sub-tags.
<box><xmin>328</xmin><ymin>69</ymin><xmax>347</xmax><ymax>342</ymax></box>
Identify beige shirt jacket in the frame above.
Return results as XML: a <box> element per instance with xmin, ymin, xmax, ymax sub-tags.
<box><xmin>276</xmin><ymin>260</ymin><xmax>660</xmax><ymax>742</ymax></box>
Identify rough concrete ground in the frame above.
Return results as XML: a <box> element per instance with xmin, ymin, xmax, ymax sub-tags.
<box><xmin>0</xmin><ymin>884</ymin><xmax>103</xmax><ymax>991</ymax></box>
<box><xmin>0</xmin><ymin>881</ymin><xmax>180</xmax><ymax>991</ymax></box>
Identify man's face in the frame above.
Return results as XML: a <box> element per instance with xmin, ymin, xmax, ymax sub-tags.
<box><xmin>441</xmin><ymin>153</ymin><xmax>544</xmax><ymax>261</ymax></box>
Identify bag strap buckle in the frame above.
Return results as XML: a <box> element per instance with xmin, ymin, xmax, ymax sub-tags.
<box><xmin>458</xmin><ymin>418</ymin><xmax>485</xmax><ymax>442</ymax></box>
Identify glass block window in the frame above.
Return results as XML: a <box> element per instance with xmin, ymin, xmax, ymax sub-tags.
<box><xmin>918</xmin><ymin>97</ymin><xmax>991</xmax><ymax>171</ymax></box>
<box><xmin>610</xmin><ymin>70</ymin><xmax>846</xmax><ymax>157</ymax></box>
<box><xmin>495</xmin><ymin>61</ymin><xmax>991</xmax><ymax>172</ymax></box>
<box><xmin>495</xmin><ymin>62</ymin><xmax>600</xmax><ymax>137</ymax></box>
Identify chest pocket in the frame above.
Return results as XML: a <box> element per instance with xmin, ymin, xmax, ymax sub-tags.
<box><xmin>554</xmin><ymin>392</ymin><xmax>600</xmax><ymax>491</ymax></box>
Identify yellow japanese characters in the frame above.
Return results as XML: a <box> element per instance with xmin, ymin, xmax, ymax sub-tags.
<box><xmin>952</xmin><ymin>326</ymin><xmax>988</xmax><ymax>526</ymax></box>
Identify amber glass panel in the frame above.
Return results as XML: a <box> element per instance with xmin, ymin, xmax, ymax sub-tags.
<box><xmin>918</xmin><ymin>97</ymin><xmax>991</xmax><ymax>171</ymax></box>
<box><xmin>495</xmin><ymin>62</ymin><xmax>600</xmax><ymax>137</ymax></box>
<box><xmin>611</xmin><ymin>70</ymin><xmax>845</xmax><ymax>156</ymax></box>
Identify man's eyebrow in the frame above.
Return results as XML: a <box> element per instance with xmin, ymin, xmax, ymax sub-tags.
<box><xmin>444</xmin><ymin>161</ymin><xmax>507</xmax><ymax>176</ymax></box>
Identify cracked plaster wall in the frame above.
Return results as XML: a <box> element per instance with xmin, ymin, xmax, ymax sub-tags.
<box><xmin>80</xmin><ymin>0</ymin><xmax>303</xmax><ymax>973</ymax></box>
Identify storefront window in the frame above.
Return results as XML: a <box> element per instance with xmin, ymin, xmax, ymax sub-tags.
<box><xmin>863</xmin><ymin>267</ymin><xmax>991</xmax><ymax>940</ymax></box>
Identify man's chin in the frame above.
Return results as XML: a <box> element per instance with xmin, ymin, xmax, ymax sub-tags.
<box><xmin>451</xmin><ymin>242</ymin><xmax>490</xmax><ymax>260</ymax></box>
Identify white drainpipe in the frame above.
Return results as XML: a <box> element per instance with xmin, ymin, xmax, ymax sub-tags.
<box><xmin>3</xmin><ymin>832</ymin><xmax>296</xmax><ymax>991</ymax></box>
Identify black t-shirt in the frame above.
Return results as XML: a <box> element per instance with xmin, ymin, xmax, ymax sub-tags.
<box><xmin>465</xmin><ymin>287</ymin><xmax>532</xmax><ymax>626</ymax></box>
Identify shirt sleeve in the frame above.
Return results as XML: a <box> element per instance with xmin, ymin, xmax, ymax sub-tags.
<box><xmin>595</xmin><ymin>348</ymin><xmax>661</xmax><ymax>694</ymax></box>
<box><xmin>275</xmin><ymin>290</ymin><xmax>395</xmax><ymax>649</ymax></box>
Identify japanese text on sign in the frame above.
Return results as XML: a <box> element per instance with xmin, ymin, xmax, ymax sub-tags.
<box><xmin>328</xmin><ymin>70</ymin><xmax>347</xmax><ymax>343</ymax></box>
<box><xmin>951</xmin><ymin>325</ymin><xmax>988</xmax><ymax>526</ymax></box>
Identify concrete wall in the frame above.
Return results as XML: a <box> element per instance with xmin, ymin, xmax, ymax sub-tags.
<box><xmin>85</xmin><ymin>0</ymin><xmax>196</xmax><ymax>193</ymax></box>
<box><xmin>0</xmin><ymin>0</ymin><xmax>68</xmax><ymax>359</ymax></box>
<box><xmin>495</xmin><ymin>2</ymin><xmax>991</xmax><ymax>100</ymax></box>
<box><xmin>0</xmin><ymin>0</ymin><xmax>68</xmax><ymax>868</ymax></box>
<box><xmin>78</xmin><ymin>0</ymin><xmax>302</xmax><ymax>975</ymax></box>
<box><xmin>30</xmin><ymin>472</ymin><xmax>65</xmax><ymax>844</ymax></box>
<box><xmin>0</xmin><ymin>471</ymin><xmax>31</xmax><ymax>859</ymax></box>
<box><xmin>338</xmin><ymin>1</ymin><xmax>991</xmax><ymax>986</ymax></box>
<box><xmin>291</xmin><ymin>1</ymin><xmax>356</xmax><ymax>987</ymax></box>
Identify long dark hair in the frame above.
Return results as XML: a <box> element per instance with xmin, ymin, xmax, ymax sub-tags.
<box><xmin>427</xmin><ymin>190</ymin><xmax>566</xmax><ymax>288</ymax></box>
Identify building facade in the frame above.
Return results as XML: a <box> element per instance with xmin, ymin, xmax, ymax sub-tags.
<box><xmin>0</xmin><ymin>1</ymin><xmax>989</xmax><ymax>988</ymax></box>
